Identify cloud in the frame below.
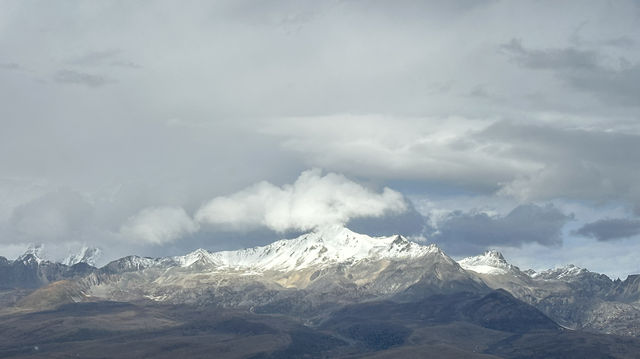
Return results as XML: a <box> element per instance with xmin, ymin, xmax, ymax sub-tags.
<box><xmin>478</xmin><ymin>120</ymin><xmax>640</xmax><ymax>202</ymax></box>
<box><xmin>69</xmin><ymin>50</ymin><xmax>121</xmax><ymax>66</ymax></box>
<box><xmin>0</xmin><ymin>63</ymin><xmax>21</xmax><ymax>71</ymax></box>
<box><xmin>268</xmin><ymin>115</ymin><xmax>640</xmax><ymax>206</ymax></box>
<box><xmin>266</xmin><ymin>115</ymin><xmax>527</xmax><ymax>193</ymax></box>
<box><xmin>69</xmin><ymin>49</ymin><xmax>141</xmax><ymax>69</ymax></box>
<box><xmin>53</xmin><ymin>69</ymin><xmax>111</xmax><ymax>87</ymax></box>
<box><xmin>501</xmin><ymin>39</ymin><xmax>640</xmax><ymax>107</ymax></box>
<box><xmin>120</xmin><ymin>206</ymin><xmax>199</xmax><ymax>245</ymax></box>
<box><xmin>429</xmin><ymin>204</ymin><xmax>572</xmax><ymax>255</ymax></box>
<box><xmin>7</xmin><ymin>189</ymin><xmax>94</xmax><ymax>242</ymax></box>
<box><xmin>574</xmin><ymin>218</ymin><xmax>640</xmax><ymax>241</ymax></box>
<box><xmin>195</xmin><ymin>169</ymin><xmax>408</xmax><ymax>232</ymax></box>
<box><xmin>501</xmin><ymin>38</ymin><xmax>601</xmax><ymax>70</ymax></box>
<box><xmin>347</xmin><ymin>200</ymin><xmax>427</xmax><ymax>238</ymax></box>
<box><xmin>0</xmin><ymin>0</ymin><xmax>639</xmax><ymax>276</ymax></box>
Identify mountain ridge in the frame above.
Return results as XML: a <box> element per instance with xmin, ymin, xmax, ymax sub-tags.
<box><xmin>3</xmin><ymin>226</ymin><xmax>640</xmax><ymax>338</ymax></box>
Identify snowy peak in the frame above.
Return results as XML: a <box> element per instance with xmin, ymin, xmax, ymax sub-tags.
<box><xmin>63</xmin><ymin>246</ymin><xmax>102</xmax><ymax>267</ymax></box>
<box><xmin>18</xmin><ymin>244</ymin><xmax>45</xmax><ymax>265</ymax></box>
<box><xmin>458</xmin><ymin>250</ymin><xmax>518</xmax><ymax>275</ymax></box>
<box><xmin>172</xmin><ymin>226</ymin><xmax>445</xmax><ymax>272</ymax></box>
<box><xmin>531</xmin><ymin>264</ymin><xmax>588</xmax><ymax>280</ymax></box>
<box><xmin>175</xmin><ymin>248</ymin><xmax>219</xmax><ymax>268</ymax></box>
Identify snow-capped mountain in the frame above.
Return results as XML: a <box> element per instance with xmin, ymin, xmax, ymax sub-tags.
<box><xmin>530</xmin><ymin>264</ymin><xmax>589</xmax><ymax>280</ymax></box>
<box><xmin>62</xmin><ymin>246</ymin><xmax>102</xmax><ymax>267</ymax></box>
<box><xmin>5</xmin><ymin>226</ymin><xmax>640</xmax><ymax>339</ymax></box>
<box><xmin>172</xmin><ymin>225</ymin><xmax>442</xmax><ymax>271</ymax></box>
<box><xmin>457</xmin><ymin>250</ymin><xmax>520</xmax><ymax>275</ymax></box>
<box><xmin>17</xmin><ymin>244</ymin><xmax>45</xmax><ymax>264</ymax></box>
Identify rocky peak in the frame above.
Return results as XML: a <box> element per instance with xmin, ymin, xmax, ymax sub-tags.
<box><xmin>532</xmin><ymin>264</ymin><xmax>588</xmax><ymax>280</ymax></box>
<box><xmin>457</xmin><ymin>250</ymin><xmax>517</xmax><ymax>275</ymax></box>
<box><xmin>17</xmin><ymin>244</ymin><xmax>45</xmax><ymax>265</ymax></box>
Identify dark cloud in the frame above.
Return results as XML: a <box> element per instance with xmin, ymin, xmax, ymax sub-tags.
<box><xmin>70</xmin><ymin>50</ymin><xmax>121</xmax><ymax>66</ymax></box>
<box><xmin>501</xmin><ymin>39</ymin><xmax>601</xmax><ymax>70</ymax></box>
<box><xmin>563</xmin><ymin>63</ymin><xmax>640</xmax><ymax>107</ymax></box>
<box><xmin>109</xmin><ymin>61</ymin><xmax>142</xmax><ymax>69</ymax></box>
<box><xmin>7</xmin><ymin>189</ymin><xmax>94</xmax><ymax>243</ymax></box>
<box><xmin>477</xmin><ymin>120</ymin><xmax>640</xmax><ymax>201</ymax></box>
<box><xmin>69</xmin><ymin>50</ymin><xmax>141</xmax><ymax>69</ymax></box>
<box><xmin>0</xmin><ymin>63</ymin><xmax>21</xmax><ymax>71</ymax></box>
<box><xmin>574</xmin><ymin>218</ymin><xmax>640</xmax><ymax>241</ymax></box>
<box><xmin>347</xmin><ymin>201</ymin><xmax>428</xmax><ymax>238</ymax></box>
<box><xmin>430</xmin><ymin>204</ymin><xmax>572</xmax><ymax>256</ymax></box>
<box><xmin>501</xmin><ymin>39</ymin><xmax>640</xmax><ymax>107</ymax></box>
<box><xmin>53</xmin><ymin>70</ymin><xmax>112</xmax><ymax>87</ymax></box>
<box><xmin>602</xmin><ymin>36</ymin><xmax>636</xmax><ymax>48</ymax></box>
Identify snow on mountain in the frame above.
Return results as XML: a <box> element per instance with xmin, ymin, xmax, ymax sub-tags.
<box><xmin>173</xmin><ymin>225</ymin><xmax>444</xmax><ymax>272</ymax></box>
<box><xmin>18</xmin><ymin>244</ymin><xmax>45</xmax><ymax>264</ymax></box>
<box><xmin>63</xmin><ymin>246</ymin><xmax>102</xmax><ymax>266</ymax></box>
<box><xmin>458</xmin><ymin>250</ymin><xmax>518</xmax><ymax>275</ymax></box>
<box><xmin>531</xmin><ymin>264</ymin><xmax>589</xmax><ymax>280</ymax></box>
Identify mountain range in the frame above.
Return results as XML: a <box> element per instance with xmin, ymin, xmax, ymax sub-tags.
<box><xmin>2</xmin><ymin>226</ymin><xmax>640</xmax><ymax>358</ymax></box>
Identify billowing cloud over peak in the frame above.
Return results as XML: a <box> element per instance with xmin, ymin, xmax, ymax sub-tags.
<box><xmin>194</xmin><ymin>169</ymin><xmax>408</xmax><ymax>232</ymax></box>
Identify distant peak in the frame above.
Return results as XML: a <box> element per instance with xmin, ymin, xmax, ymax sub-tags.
<box><xmin>458</xmin><ymin>250</ymin><xmax>516</xmax><ymax>275</ymax></box>
<box><xmin>63</xmin><ymin>246</ymin><xmax>102</xmax><ymax>267</ymax></box>
<box><xmin>18</xmin><ymin>244</ymin><xmax>45</xmax><ymax>264</ymax></box>
<box><xmin>532</xmin><ymin>264</ymin><xmax>588</xmax><ymax>280</ymax></box>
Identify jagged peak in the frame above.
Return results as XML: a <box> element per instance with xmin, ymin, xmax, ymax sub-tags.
<box><xmin>532</xmin><ymin>264</ymin><xmax>589</xmax><ymax>280</ymax></box>
<box><xmin>457</xmin><ymin>250</ymin><xmax>517</xmax><ymax>275</ymax></box>
<box><xmin>175</xmin><ymin>248</ymin><xmax>218</xmax><ymax>267</ymax></box>
<box><xmin>483</xmin><ymin>250</ymin><xmax>506</xmax><ymax>261</ymax></box>
<box><xmin>169</xmin><ymin>226</ymin><xmax>444</xmax><ymax>272</ymax></box>
<box><xmin>18</xmin><ymin>244</ymin><xmax>45</xmax><ymax>264</ymax></box>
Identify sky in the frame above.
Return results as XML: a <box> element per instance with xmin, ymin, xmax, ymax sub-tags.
<box><xmin>1</xmin><ymin>0</ymin><xmax>640</xmax><ymax>278</ymax></box>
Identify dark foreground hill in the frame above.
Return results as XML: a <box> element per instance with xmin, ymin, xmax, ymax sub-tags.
<box><xmin>1</xmin><ymin>291</ymin><xmax>640</xmax><ymax>359</ymax></box>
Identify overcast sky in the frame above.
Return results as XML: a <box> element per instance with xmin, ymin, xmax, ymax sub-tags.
<box><xmin>1</xmin><ymin>0</ymin><xmax>640</xmax><ymax>278</ymax></box>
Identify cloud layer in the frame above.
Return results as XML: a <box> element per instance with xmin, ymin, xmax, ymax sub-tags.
<box><xmin>0</xmin><ymin>0</ymin><xmax>639</xmax><ymax>276</ymax></box>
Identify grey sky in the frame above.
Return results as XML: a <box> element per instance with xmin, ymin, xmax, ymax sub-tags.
<box><xmin>1</xmin><ymin>0</ymin><xmax>639</xmax><ymax>277</ymax></box>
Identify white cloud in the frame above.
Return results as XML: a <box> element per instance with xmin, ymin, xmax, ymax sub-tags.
<box><xmin>120</xmin><ymin>206</ymin><xmax>198</xmax><ymax>244</ymax></box>
<box><xmin>195</xmin><ymin>169</ymin><xmax>407</xmax><ymax>232</ymax></box>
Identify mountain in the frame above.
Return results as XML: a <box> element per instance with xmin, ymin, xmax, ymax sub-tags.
<box><xmin>457</xmin><ymin>253</ymin><xmax>640</xmax><ymax>336</ymax></box>
<box><xmin>62</xmin><ymin>246</ymin><xmax>102</xmax><ymax>267</ymax></box>
<box><xmin>171</xmin><ymin>225</ymin><xmax>442</xmax><ymax>271</ymax></box>
<box><xmin>17</xmin><ymin>244</ymin><xmax>45</xmax><ymax>265</ymax></box>
<box><xmin>4</xmin><ymin>226</ymin><xmax>640</xmax><ymax>340</ymax></box>
<box><xmin>86</xmin><ymin>226</ymin><xmax>486</xmax><ymax>316</ymax></box>
<box><xmin>458</xmin><ymin>250</ymin><xmax>521</xmax><ymax>275</ymax></box>
<box><xmin>4</xmin><ymin>227</ymin><xmax>640</xmax><ymax>357</ymax></box>
<box><xmin>0</xmin><ymin>246</ymin><xmax>96</xmax><ymax>292</ymax></box>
